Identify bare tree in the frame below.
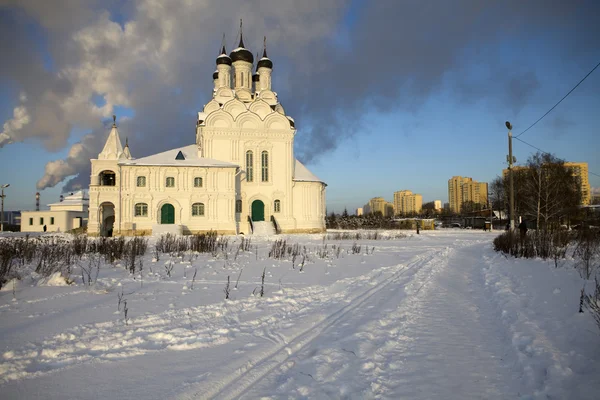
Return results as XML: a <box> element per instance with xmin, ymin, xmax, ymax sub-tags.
<box><xmin>489</xmin><ymin>176</ymin><xmax>506</xmax><ymax>217</ymax></box>
<box><xmin>511</xmin><ymin>152</ymin><xmax>581</xmax><ymax>230</ymax></box>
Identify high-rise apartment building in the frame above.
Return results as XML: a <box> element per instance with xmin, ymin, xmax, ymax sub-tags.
<box><xmin>393</xmin><ymin>190</ymin><xmax>423</xmax><ymax>215</ymax></box>
<box><xmin>565</xmin><ymin>162</ymin><xmax>591</xmax><ymax>205</ymax></box>
<box><xmin>448</xmin><ymin>176</ymin><xmax>488</xmax><ymax>213</ymax></box>
<box><xmin>364</xmin><ymin>197</ymin><xmax>394</xmax><ymax>217</ymax></box>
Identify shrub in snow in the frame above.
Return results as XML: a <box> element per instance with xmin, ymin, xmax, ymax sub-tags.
<box><xmin>583</xmin><ymin>276</ymin><xmax>600</xmax><ymax>332</ymax></box>
<box><xmin>573</xmin><ymin>228</ymin><xmax>599</xmax><ymax>279</ymax></box>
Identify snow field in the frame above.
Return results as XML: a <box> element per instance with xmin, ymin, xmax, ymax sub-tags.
<box><xmin>0</xmin><ymin>230</ymin><xmax>598</xmax><ymax>399</ymax></box>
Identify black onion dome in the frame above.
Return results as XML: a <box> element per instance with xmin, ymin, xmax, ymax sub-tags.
<box><xmin>213</xmin><ymin>70</ymin><xmax>219</xmax><ymax>79</ymax></box>
<box><xmin>257</xmin><ymin>48</ymin><xmax>273</xmax><ymax>69</ymax></box>
<box><xmin>216</xmin><ymin>45</ymin><xmax>232</xmax><ymax>66</ymax></box>
<box><xmin>230</xmin><ymin>35</ymin><xmax>253</xmax><ymax>63</ymax></box>
<box><xmin>252</xmin><ymin>72</ymin><xmax>260</xmax><ymax>82</ymax></box>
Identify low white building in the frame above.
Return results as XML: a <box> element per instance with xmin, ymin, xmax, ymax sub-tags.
<box><xmin>88</xmin><ymin>30</ymin><xmax>326</xmax><ymax>236</ymax></box>
<box><xmin>20</xmin><ymin>191</ymin><xmax>88</xmax><ymax>233</ymax></box>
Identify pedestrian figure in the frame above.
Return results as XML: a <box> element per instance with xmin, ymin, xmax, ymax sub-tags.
<box><xmin>416</xmin><ymin>220</ymin><xmax>420</xmax><ymax>235</ymax></box>
<box><xmin>519</xmin><ymin>220</ymin><xmax>527</xmax><ymax>245</ymax></box>
<box><xmin>43</xmin><ymin>224</ymin><xmax>47</xmax><ymax>232</ymax></box>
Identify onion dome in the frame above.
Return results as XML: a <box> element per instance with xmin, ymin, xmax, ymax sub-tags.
<box><xmin>230</xmin><ymin>21</ymin><xmax>253</xmax><ymax>63</ymax></box>
<box><xmin>257</xmin><ymin>38</ymin><xmax>273</xmax><ymax>69</ymax></box>
<box><xmin>230</xmin><ymin>39</ymin><xmax>253</xmax><ymax>63</ymax></box>
<box><xmin>252</xmin><ymin>72</ymin><xmax>260</xmax><ymax>82</ymax></box>
<box><xmin>216</xmin><ymin>45</ymin><xmax>232</xmax><ymax>66</ymax></box>
<box><xmin>212</xmin><ymin>70</ymin><xmax>219</xmax><ymax>79</ymax></box>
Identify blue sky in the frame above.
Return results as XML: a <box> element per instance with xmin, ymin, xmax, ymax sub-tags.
<box><xmin>1</xmin><ymin>1</ymin><xmax>599</xmax><ymax>213</ymax></box>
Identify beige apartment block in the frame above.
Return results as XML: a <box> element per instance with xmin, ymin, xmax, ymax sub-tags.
<box><xmin>502</xmin><ymin>161</ymin><xmax>590</xmax><ymax>205</ymax></box>
<box><xmin>448</xmin><ymin>176</ymin><xmax>471</xmax><ymax>213</ymax></box>
<box><xmin>461</xmin><ymin>181</ymin><xmax>488</xmax><ymax>207</ymax></box>
<box><xmin>448</xmin><ymin>176</ymin><xmax>488</xmax><ymax>213</ymax></box>
<box><xmin>364</xmin><ymin>197</ymin><xmax>394</xmax><ymax>217</ymax></box>
<box><xmin>434</xmin><ymin>200</ymin><xmax>442</xmax><ymax>211</ymax></box>
<box><xmin>393</xmin><ymin>190</ymin><xmax>423</xmax><ymax>215</ymax></box>
<box><xmin>566</xmin><ymin>162</ymin><xmax>591</xmax><ymax>205</ymax></box>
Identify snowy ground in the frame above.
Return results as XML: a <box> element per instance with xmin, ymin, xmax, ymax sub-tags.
<box><xmin>1</xmin><ymin>230</ymin><xmax>599</xmax><ymax>399</ymax></box>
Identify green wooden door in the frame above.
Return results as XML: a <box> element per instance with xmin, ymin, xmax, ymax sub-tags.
<box><xmin>251</xmin><ymin>200</ymin><xmax>265</xmax><ymax>221</ymax></box>
<box><xmin>161</xmin><ymin>204</ymin><xmax>175</xmax><ymax>224</ymax></box>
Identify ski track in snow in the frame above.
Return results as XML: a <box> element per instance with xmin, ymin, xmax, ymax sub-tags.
<box><xmin>224</xmin><ymin>240</ymin><xmax>521</xmax><ymax>399</ymax></box>
<box><xmin>1</xmin><ymin>231</ymin><xmax>599</xmax><ymax>399</ymax></box>
<box><xmin>0</xmin><ymin>246</ymin><xmax>431</xmax><ymax>386</ymax></box>
<box><xmin>182</xmin><ymin>248</ymin><xmax>447</xmax><ymax>399</ymax></box>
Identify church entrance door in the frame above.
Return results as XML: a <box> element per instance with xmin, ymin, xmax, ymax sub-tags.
<box><xmin>251</xmin><ymin>200</ymin><xmax>265</xmax><ymax>222</ymax></box>
<box><xmin>160</xmin><ymin>204</ymin><xmax>175</xmax><ymax>224</ymax></box>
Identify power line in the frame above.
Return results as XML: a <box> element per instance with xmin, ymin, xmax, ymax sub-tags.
<box><xmin>515</xmin><ymin>60</ymin><xmax>600</xmax><ymax>138</ymax></box>
<box><xmin>514</xmin><ymin>136</ymin><xmax>600</xmax><ymax>179</ymax></box>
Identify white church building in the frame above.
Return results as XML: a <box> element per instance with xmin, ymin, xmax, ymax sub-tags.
<box><xmin>88</xmin><ymin>31</ymin><xmax>326</xmax><ymax>236</ymax></box>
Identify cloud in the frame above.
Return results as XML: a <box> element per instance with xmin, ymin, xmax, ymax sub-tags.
<box><xmin>1</xmin><ymin>0</ymin><xmax>599</xmax><ymax>190</ymax></box>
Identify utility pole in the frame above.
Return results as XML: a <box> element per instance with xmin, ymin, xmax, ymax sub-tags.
<box><xmin>506</xmin><ymin>121</ymin><xmax>515</xmax><ymax>230</ymax></box>
<box><xmin>0</xmin><ymin>184</ymin><xmax>9</xmax><ymax>232</ymax></box>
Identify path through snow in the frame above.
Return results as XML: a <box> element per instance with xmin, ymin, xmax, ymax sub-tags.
<box><xmin>1</xmin><ymin>231</ymin><xmax>598</xmax><ymax>399</ymax></box>
<box><xmin>227</xmin><ymin>241</ymin><xmax>523</xmax><ymax>399</ymax></box>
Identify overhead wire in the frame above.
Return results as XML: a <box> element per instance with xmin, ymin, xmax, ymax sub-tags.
<box><xmin>513</xmin><ymin>136</ymin><xmax>600</xmax><ymax>179</ymax></box>
<box><xmin>515</xmin><ymin>60</ymin><xmax>600</xmax><ymax>138</ymax></box>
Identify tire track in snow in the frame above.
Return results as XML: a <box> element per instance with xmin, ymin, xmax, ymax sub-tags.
<box><xmin>187</xmin><ymin>250</ymin><xmax>442</xmax><ymax>400</ymax></box>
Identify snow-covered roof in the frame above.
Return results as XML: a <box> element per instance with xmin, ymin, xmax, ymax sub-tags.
<box><xmin>293</xmin><ymin>159</ymin><xmax>325</xmax><ymax>184</ymax></box>
<box><xmin>120</xmin><ymin>144</ymin><xmax>238</xmax><ymax>168</ymax></box>
<box><xmin>47</xmin><ymin>190</ymin><xmax>89</xmax><ymax>207</ymax></box>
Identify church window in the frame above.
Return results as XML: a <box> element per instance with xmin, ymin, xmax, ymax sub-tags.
<box><xmin>274</xmin><ymin>199</ymin><xmax>281</xmax><ymax>213</ymax></box>
<box><xmin>29</xmin><ymin>218</ymin><xmax>33</xmax><ymax>225</ymax></box>
<box><xmin>261</xmin><ymin>151</ymin><xmax>269</xmax><ymax>182</ymax></box>
<box><xmin>137</xmin><ymin>176</ymin><xmax>146</xmax><ymax>187</ymax></box>
<box><xmin>99</xmin><ymin>170</ymin><xmax>116</xmax><ymax>186</ymax></box>
<box><xmin>166</xmin><ymin>177</ymin><xmax>175</xmax><ymax>187</ymax></box>
<box><xmin>192</xmin><ymin>203</ymin><xmax>205</xmax><ymax>216</ymax></box>
<box><xmin>236</xmin><ymin>200</ymin><xmax>242</xmax><ymax>213</ymax></box>
<box><xmin>50</xmin><ymin>217</ymin><xmax>55</xmax><ymax>225</ymax></box>
<box><xmin>40</xmin><ymin>217</ymin><xmax>44</xmax><ymax>225</ymax></box>
<box><xmin>246</xmin><ymin>151</ymin><xmax>254</xmax><ymax>182</ymax></box>
<box><xmin>194</xmin><ymin>177</ymin><xmax>203</xmax><ymax>187</ymax></box>
<box><xmin>135</xmin><ymin>203</ymin><xmax>148</xmax><ymax>217</ymax></box>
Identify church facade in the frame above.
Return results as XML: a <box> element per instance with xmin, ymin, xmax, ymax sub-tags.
<box><xmin>88</xmin><ymin>33</ymin><xmax>326</xmax><ymax>236</ymax></box>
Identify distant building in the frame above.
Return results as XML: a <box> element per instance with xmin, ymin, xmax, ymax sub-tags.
<box><xmin>502</xmin><ymin>161</ymin><xmax>591</xmax><ymax>205</ymax></box>
<box><xmin>364</xmin><ymin>197</ymin><xmax>394</xmax><ymax>217</ymax></box>
<box><xmin>393</xmin><ymin>190</ymin><xmax>423</xmax><ymax>215</ymax></box>
<box><xmin>434</xmin><ymin>200</ymin><xmax>442</xmax><ymax>211</ymax></box>
<box><xmin>21</xmin><ymin>191</ymin><xmax>88</xmax><ymax>233</ymax></box>
<box><xmin>448</xmin><ymin>176</ymin><xmax>488</xmax><ymax>213</ymax></box>
<box><xmin>366</xmin><ymin>197</ymin><xmax>385</xmax><ymax>215</ymax></box>
<box><xmin>566</xmin><ymin>162</ymin><xmax>591</xmax><ymax>205</ymax></box>
<box><xmin>356</xmin><ymin>207</ymin><xmax>363</xmax><ymax>216</ymax></box>
<box><xmin>0</xmin><ymin>211</ymin><xmax>20</xmax><ymax>230</ymax></box>
<box><xmin>592</xmin><ymin>188</ymin><xmax>600</xmax><ymax>205</ymax></box>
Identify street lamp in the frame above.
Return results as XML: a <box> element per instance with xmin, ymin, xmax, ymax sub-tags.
<box><xmin>1</xmin><ymin>184</ymin><xmax>9</xmax><ymax>232</ymax></box>
<box><xmin>506</xmin><ymin>121</ymin><xmax>516</xmax><ymax>230</ymax></box>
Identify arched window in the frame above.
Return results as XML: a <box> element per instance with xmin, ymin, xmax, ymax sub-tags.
<box><xmin>99</xmin><ymin>170</ymin><xmax>116</xmax><ymax>186</ymax></box>
<box><xmin>261</xmin><ymin>151</ymin><xmax>269</xmax><ymax>182</ymax></box>
<box><xmin>274</xmin><ymin>199</ymin><xmax>281</xmax><ymax>213</ymax></box>
<box><xmin>134</xmin><ymin>203</ymin><xmax>148</xmax><ymax>217</ymax></box>
<box><xmin>246</xmin><ymin>151</ymin><xmax>254</xmax><ymax>182</ymax></box>
<box><xmin>192</xmin><ymin>203</ymin><xmax>205</xmax><ymax>216</ymax></box>
<box><xmin>166</xmin><ymin>177</ymin><xmax>175</xmax><ymax>187</ymax></box>
<box><xmin>136</xmin><ymin>176</ymin><xmax>146</xmax><ymax>187</ymax></box>
<box><xmin>194</xmin><ymin>177</ymin><xmax>203</xmax><ymax>188</ymax></box>
<box><xmin>235</xmin><ymin>199</ymin><xmax>242</xmax><ymax>213</ymax></box>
